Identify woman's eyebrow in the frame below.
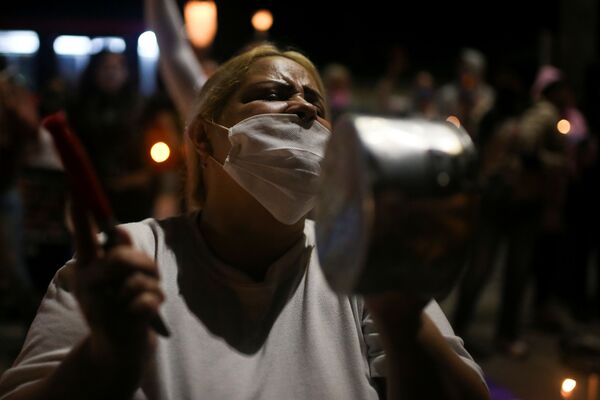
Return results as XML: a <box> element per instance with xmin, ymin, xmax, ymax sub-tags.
<box><xmin>244</xmin><ymin>80</ymin><xmax>324</xmax><ymax>103</ymax></box>
<box><xmin>240</xmin><ymin>80</ymin><xmax>289</xmax><ymax>95</ymax></box>
<box><xmin>280</xmin><ymin>76</ymin><xmax>325</xmax><ymax>102</ymax></box>
<box><xmin>245</xmin><ymin>79</ymin><xmax>288</xmax><ymax>88</ymax></box>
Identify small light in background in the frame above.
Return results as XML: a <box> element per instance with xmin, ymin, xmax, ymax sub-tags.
<box><xmin>446</xmin><ymin>115</ymin><xmax>461</xmax><ymax>128</ymax></box>
<box><xmin>90</xmin><ymin>37</ymin><xmax>126</xmax><ymax>54</ymax></box>
<box><xmin>0</xmin><ymin>30</ymin><xmax>39</xmax><ymax>55</ymax></box>
<box><xmin>561</xmin><ymin>378</ymin><xmax>576</xmax><ymax>399</ymax></box>
<box><xmin>557</xmin><ymin>119</ymin><xmax>571</xmax><ymax>135</ymax></box>
<box><xmin>137</xmin><ymin>31</ymin><xmax>159</xmax><ymax>59</ymax></box>
<box><xmin>150</xmin><ymin>142</ymin><xmax>171</xmax><ymax>163</ymax></box>
<box><xmin>251</xmin><ymin>9</ymin><xmax>273</xmax><ymax>32</ymax></box>
<box><xmin>138</xmin><ymin>31</ymin><xmax>159</xmax><ymax>96</ymax></box>
<box><xmin>53</xmin><ymin>35</ymin><xmax>92</xmax><ymax>56</ymax></box>
<box><xmin>53</xmin><ymin>35</ymin><xmax>94</xmax><ymax>87</ymax></box>
<box><xmin>184</xmin><ymin>0</ymin><xmax>218</xmax><ymax>49</ymax></box>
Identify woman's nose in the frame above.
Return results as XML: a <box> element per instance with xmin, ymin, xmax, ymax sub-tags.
<box><xmin>285</xmin><ymin>95</ymin><xmax>318</xmax><ymax>123</ymax></box>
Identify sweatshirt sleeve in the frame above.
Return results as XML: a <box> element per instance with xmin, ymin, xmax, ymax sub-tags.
<box><xmin>362</xmin><ymin>298</ymin><xmax>486</xmax><ymax>385</ymax></box>
<box><xmin>0</xmin><ymin>221</ymin><xmax>158</xmax><ymax>399</ymax></box>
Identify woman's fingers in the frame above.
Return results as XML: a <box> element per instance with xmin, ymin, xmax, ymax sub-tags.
<box><xmin>128</xmin><ymin>292</ymin><xmax>164</xmax><ymax>321</ymax></box>
<box><xmin>119</xmin><ymin>272</ymin><xmax>165</xmax><ymax>306</ymax></box>
<box><xmin>75</xmin><ymin>243</ymin><xmax>165</xmax><ymax>340</ymax></box>
<box><xmin>78</xmin><ymin>246</ymin><xmax>161</xmax><ymax>294</ymax></box>
<box><xmin>95</xmin><ymin>271</ymin><xmax>165</xmax><ymax>324</ymax></box>
<box><xmin>104</xmin><ymin>246</ymin><xmax>160</xmax><ymax>281</ymax></box>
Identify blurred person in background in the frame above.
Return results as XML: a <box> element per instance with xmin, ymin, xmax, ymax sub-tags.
<box><xmin>138</xmin><ymin>92</ymin><xmax>185</xmax><ymax>219</ymax></box>
<box><xmin>321</xmin><ymin>63</ymin><xmax>356</xmax><ymax>124</ymax></box>
<box><xmin>581</xmin><ymin>61</ymin><xmax>600</xmax><ymax>320</ymax></box>
<box><xmin>0</xmin><ymin>61</ymin><xmax>41</xmax><ymax>324</ymax></box>
<box><xmin>38</xmin><ymin>77</ymin><xmax>68</xmax><ymax>118</ymax></box>
<box><xmin>67</xmin><ymin>50</ymin><xmax>156</xmax><ymax>223</ymax></box>
<box><xmin>409</xmin><ymin>70</ymin><xmax>438</xmax><ymax>120</ymax></box>
<box><xmin>374</xmin><ymin>44</ymin><xmax>413</xmax><ymax>117</ymax></box>
<box><xmin>560</xmin><ymin>61</ymin><xmax>600</xmax><ymax>323</ymax></box>
<box><xmin>437</xmin><ymin>47</ymin><xmax>495</xmax><ymax>139</ymax></box>
<box><xmin>520</xmin><ymin>65</ymin><xmax>573</xmax><ymax>331</ymax></box>
<box><xmin>563</xmin><ymin>134</ymin><xmax>598</xmax><ymax>322</ymax></box>
<box><xmin>452</xmin><ymin>66</ymin><xmax>533</xmax><ymax>359</ymax></box>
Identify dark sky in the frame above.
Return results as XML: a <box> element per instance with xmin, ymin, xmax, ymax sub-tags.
<box><xmin>0</xmin><ymin>0</ymin><xmax>563</xmax><ymax>83</ymax></box>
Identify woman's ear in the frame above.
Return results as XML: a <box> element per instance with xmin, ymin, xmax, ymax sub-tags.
<box><xmin>187</xmin><ymin>119</ymin><xmax>212</xmax><ymax>167</ymax></box>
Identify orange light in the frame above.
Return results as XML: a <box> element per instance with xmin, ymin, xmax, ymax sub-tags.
<box><xmin>150</xmin><ymin>142</ymin><xmax>170</xmax><ymax>163</ymax></box>
<box><xmin>557</xmin><ymin>119</ymin><xmax>571</xmax><ymax>135</ymax></box>
<box><xmin>251</xmin><ymin>10</ymin><xmax>273</xmax><ymax>32</ymax></box>
<box><xmin>561</xmin><ymin>378</ymin><xmax>576</xmax><ymax>398</ymax></box>
<box><xmin>446</xmin><ymin>115</ymin><xmax>461</xmax><ymax>128</ymax></box>
<box><xmin>184</xmin><ymin>0</ymin><xmax>218</xmax><ymax>48</ymax></box>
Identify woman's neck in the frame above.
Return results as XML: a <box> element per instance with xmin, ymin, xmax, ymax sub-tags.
<box><xmin>198</xmin><ymin>206</ymin><xmax>305</xmax><ymax>282</ymax></box>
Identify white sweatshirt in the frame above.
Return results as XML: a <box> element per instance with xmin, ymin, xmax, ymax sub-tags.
<box><xmin>0</xmin><ymin>215</ymin><xmax>484</xmax><ymax>399</ymax></box>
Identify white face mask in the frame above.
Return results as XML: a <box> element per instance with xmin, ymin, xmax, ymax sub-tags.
<box><xmin>207</xmin><ymin>113</ymin><xmax>331</xmax><ymax>225</ymax></box>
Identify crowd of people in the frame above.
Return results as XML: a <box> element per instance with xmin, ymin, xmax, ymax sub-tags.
<box><xmin>338</xmin><ymin>45</ymin><xmax>600</xmax><ymax>359</ymax></box>
<box><xmin>353</xmin><ymin>46</ymin><xmax>600</xmax><ymax>360</ymax></box>
<box><xmin>0</xmin><ymin>0</ymin><xmax>598</xmax><ymax>398</ymax></box>
<box><xmin>0</xmin><ymin>49</ymin><xmax>185</xmax><ymax>314</ymax></box>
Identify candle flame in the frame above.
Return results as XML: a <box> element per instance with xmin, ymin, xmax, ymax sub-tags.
<box><xmin>151</xmin><ymin>142</ymin><xmax>170</xmax><ymax>163</ymax></box>
<box><xmin>561</xmin><ymin>378</ymin><xmax>576</xmax><ymax>398</ymax></box>
<box><xmin>557</xmin><ymin>119</ymin><xmax>571</xmax><ymax>135</ymax></box>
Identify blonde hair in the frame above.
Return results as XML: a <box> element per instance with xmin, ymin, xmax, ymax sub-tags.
<box><xmin>184</xmin><ymin>43</ymin><xmax>327</xmax><ymax>210</ymax></box>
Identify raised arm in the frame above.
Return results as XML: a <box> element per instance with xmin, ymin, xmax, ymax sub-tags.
<box><xmin>144</xmin><ymin>0</ymin><xmax>207</xmax><ymax>120</ymax></box>
<box><xmin>366</xmin><ymin>294</ymin><xmax>490</xmax><ymax>400</ymax></box>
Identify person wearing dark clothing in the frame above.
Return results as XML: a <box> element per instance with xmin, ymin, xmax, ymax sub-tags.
<box><xmin>0</xmin><ymin>65</ymin><xmax>40</xmax><ymax>322</ymax></box>
<box><xmin>67</xmin><ymin>50</ymin><xmax>155</xmax><ymax>224</ymax></box>
<box><xmin>452</xmin><ymin>69</ymin><xmax>535</xmax><ymax>358</ymax></box>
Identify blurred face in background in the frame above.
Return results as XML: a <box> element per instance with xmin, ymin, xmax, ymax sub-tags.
<box><xmin>95</xmin><ymin>53</ymin><xmax>129</xmax><ymax>94</ymax></box>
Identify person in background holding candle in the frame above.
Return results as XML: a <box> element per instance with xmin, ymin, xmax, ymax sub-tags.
<box><xmin>67</xmin><ymin>50</ymin><xmax>156</xmax><ymax>224</ymax></box>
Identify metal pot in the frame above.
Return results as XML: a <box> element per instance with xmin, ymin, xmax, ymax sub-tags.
<box><xmin>314</xmin><ymin>114</ymin><xmax>479</xmax><ymax>299</ymax></box>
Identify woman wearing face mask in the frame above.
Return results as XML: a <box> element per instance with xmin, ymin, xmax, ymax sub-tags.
<box><xmin>0</xmin><ymin>45</ymin><xmax>489</xmax><ymax>400</ymax></box>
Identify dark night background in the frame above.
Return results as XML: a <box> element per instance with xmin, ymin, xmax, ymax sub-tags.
<box><xmin>0</xmin><ymin>0</ymin><xmax>572</xmax><ymax>85</ymax></box>
<box><xmin>1</xmin><ymin>4</ymin><xmax>600</xmax><ymax>400</ymax></box>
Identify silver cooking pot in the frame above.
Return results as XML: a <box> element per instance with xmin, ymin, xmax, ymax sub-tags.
<box><xmin>314</xmin><ymin>114</ymin><xmax>479</xmax><ymax>299</ymax></box>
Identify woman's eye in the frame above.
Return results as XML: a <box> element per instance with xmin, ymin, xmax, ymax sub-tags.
<box><xmin>264</xmin><ymin>92</ymin><xmax>279</xmax><ymax>100</ymax></box>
